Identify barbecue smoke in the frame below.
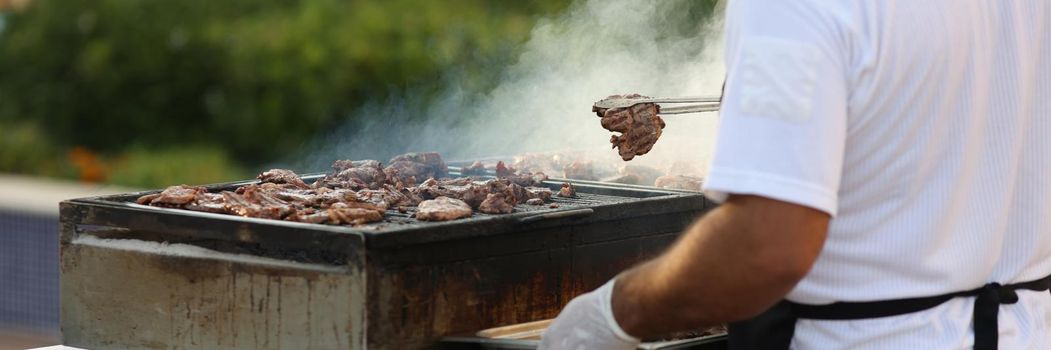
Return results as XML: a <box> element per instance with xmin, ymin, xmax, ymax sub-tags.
<box><xmin>300</xmin><ymin>0</ymin><xmax>726</xmax><ymax>174</ymax></box>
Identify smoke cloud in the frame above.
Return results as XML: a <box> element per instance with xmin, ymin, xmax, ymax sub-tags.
<box><xmin>298</xmin><ymin>0</ymin><xmax>726</xmax><ymax>174</ymax></box>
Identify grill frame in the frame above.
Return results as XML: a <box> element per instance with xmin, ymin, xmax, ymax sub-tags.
<box><xmin>60</xmin><ymin>173</ymin><xmax>718</xmax><ymax>349</ymax></box>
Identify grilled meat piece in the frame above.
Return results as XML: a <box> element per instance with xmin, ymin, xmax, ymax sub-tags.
<box><xmin>239</xmin><ymin>186</ymin><xmax>297</xmax><ymax>219</ymax></box>
<box><xmin>525</xmin><ymin>187</ymin><xmax>553</xmax><ymax>202</ymax></box>
<box><xmin>495</xmin><ymin>161</ymin><xmax>516</xmax><ymax>177</ymax></box>
<box><xmin>285</xmin><ymin>208</ymin><xmax>327</xmax><ymax>224</ymax></box>
<box><xmin>314</xmin><ymin>188</ymin><xmax>364</xmax><ymax>208</ymax></box>
<box><xmin>593</xmin><ymin>94</ymin><xmax>666</xmax><ymax>161</ymax></box>
<box><xmin>415</xmin><ymin>178</ymin><xmax>491</xmax><ymax>208</ymax></box>
<box><xmin>290</xmin><ymin>205</ymin><xmax>384</xmax><ymax>225</ymax></box>
<box><xmin>415</xmin><ymin>197</ymin><xmax>473</xmax><ymax>221</ymax></box>
<box><xmin>450</xmin><ymin>184</ymin><xmax>490</xmax><ymax>208</ymax></box>
<box><xmin>312</xmin><ymin>160</ymin><xmax>382</xmax><ymax>190</ymax></box>
<box><xmin>654</xmin><ymin>175</ymin><xmax>704</xmax><ymax>192</ymax></box>
<box><xmin>319</xmin><ymin>160</ymin><xmax>387</xmax><ymax>189</ymax></box>
<box><xmin>221</xmin><ymin>191</ymin><xmax>272</xmax><ymax>219</ymax></box>
<box><xmin>184</xmin><ymin>192</ymin><xmax>228</xmax><ymax>213</ymax></box>
<box><xmin>134</xmin><ymin>193</ymin><xmax>161</xmax><ymax>205</ymax></box>
<box><xmin>478</xmin><ymin>193</ymin><xmax>514</xmax><ymax>214</ymax></box>
<box><xmin>385</xmin><ymin>152</ymin><xmax>448</xmax><ymax>184</ymax></box>
<box><xmin>314</xmin><ymin>177</ymin><xmax>370</xmax><ymax>191</ymax></box>
<box><xmin>461</xmin><ymin>161</ymin><xmax>487</xmax><ymax>176</ymax></box>
<box><xmin>254</xmin><ymin>182</ymin><xmax>320</xmax><ymax>205</ymax></box>
<box><xmin>390</xmin><ymin>185</ymin><xmax>425</xmax><ymax>207</ymax></box>
<box><xmin>352</xmin><ymin>190</ymin><xmax>394</xmax><ymax>211</ymax></box>
<box><xmin>558</xmin><ymin>183</ymin><xmax>576</xmax><ymax>198</ymax></box>
<box><xmin>503</xmin><ymin>172</ymin><xmax>549</xmax><ymax>187</ymax></box>
<box><xmin>257</xmin><ymin>169</ymin><xmax>309</xmax><ymax>188</ymax></box>
<box><xmin>328</xmin><ymin>203</ymin><xmax>385</xmax><ymax>224</ymax></box>
<box><xmin>508</xmin><ymin>183</ymin><xmax>530</xmax><ymax>203</ymax></box>
<box><xmin>526</xmin><ymin>198</ymin><xmax>545</xmax><ymax>206</ymax></box>
<box><xmin>141</xmin><ymin>185</ymin><xmax>207</xmax><ymax>206</ymax></box>
<box><xmin>478</xmin><ymin>179</ymin><xmax>519</xmax><ymax>214</ymax></box>
<box><xmin>357</xmin><ymin>185</ymin><xmax>421</xmax><ymax>208</ymax></box>
<box><xmin>504</xmin><ymin>182</ymin><xmax>551</xmax><ymax>203</ymax></box>
<box><xmin>332</xmin><ymin>159</ymin><xmax>381</xmax><ymax>172</ymax></box>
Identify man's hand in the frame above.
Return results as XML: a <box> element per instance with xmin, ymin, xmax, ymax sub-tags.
<box><xmin>540</xmin><ymin>194</ymin><xmax>830</xmax><ymax>347</ymax></box>
<box><xmin>537</xmin><ymin>280</ymin><xmax>640</xmax><ymax>350</ymax></box>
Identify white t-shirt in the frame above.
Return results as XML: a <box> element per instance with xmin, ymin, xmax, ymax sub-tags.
<box><xmin>702</xmin><ymin>0</ymin><xmax>1051</xmax><ymax>348</ymax></box>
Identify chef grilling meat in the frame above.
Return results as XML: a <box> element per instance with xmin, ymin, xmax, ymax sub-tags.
<box><xmin>541</xmin><ymin>1</ymin><xmax>1051</xmax><ymax>349</ymax></box>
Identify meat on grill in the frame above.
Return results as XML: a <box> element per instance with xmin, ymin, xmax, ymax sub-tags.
<box><xmin>491</xmin><ymin>161</ymin><xmax>549</xmax><ymax>187</ymax></box>
<box><xmin>593</xmin><ymin>94</ymin><xmax>666</xmax><ymax>161</ymax></box>
<box><xmin>558</xmin><ymin>183</ymin><xmax>576</xmax><ymax>198</ymax></box>
<box><xmin>135</xmin><ymin>152</ymin><xmax>558</xmax><ymax>226</ymax></box>
<box><xmin>526</xmin><ymin>187</ymin><xmax>554</xmax><ymax>202</ymax></box>
<box><xmin>461</xmin><ymin>161</ymin><xmax>487</xmax><ymax>176</ymax></box>
<box><xmin>415</xmin><ymin>197</ymin><xmax>473</xmax><ymax>221</ymax></box>
<box><xmin>183</xmin><ymin>192</ymin><xmax>227</xmax><ymax>213</ymax></box>
<box><xmin>495</xmin><ymin>161</ymin><xmax>515</xmax><ymax>178</ymax></box>
<box><xmin>257</xmin><ymin>169</ymin><xmax>309</xmax><ymax>189</ymax></box>
<box><xmin>504</xmin><ymin>172</ymin><xmax>549</xmax><ymax>187</ymax></box>
<box><xmin>317</xmin><ymin>160</ymin><xmax>386</xmax><ymax>189</ymax></box>
<box><xmin>137</xmin><ymin>185</ymin><xmax>206</xmax><ymax>206</ymax></box>
<box><xmin>479</xmin><ymin>193</ymin><xmax>515</xmax><ymax>214</ymax></box>
<box><xmin>415</xmin><ymin>179</ymin><xmax>491</xmax><ymax>208</ymax></box>
<box><xmin>288</xmin><ymin>205</ymin><xmax>385</xmax><ymax>225</ymax></box>
<box><xmin>654</xmin><ymin>175</ymin><xmax>704</xmax><ymax>192</ymax></box>
<box><xmin>133</xmin><ymin>150</ymin><xmax>569</xmax><ymax>225</ymax></box>
<box><xmin>385</xmin><ymin>152</ymin><xmax>448</xmax><ymax>185</ymax></box>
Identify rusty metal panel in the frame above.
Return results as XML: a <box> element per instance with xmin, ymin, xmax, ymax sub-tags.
<box><xmin>363</xmin><ymin>228</ymin><xmax>683</xmax><ymax>349</ymax></box>
<box><xmin>60</xmin><ymin>235</ymin><xmax>366</xmax><ymax>350</ymax></box>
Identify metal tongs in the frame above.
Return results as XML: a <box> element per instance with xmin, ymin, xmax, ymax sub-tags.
<box><xmin>592</xmin><ymin>96</ymin><xmax>721</xmax><ymax>115</ymax></box>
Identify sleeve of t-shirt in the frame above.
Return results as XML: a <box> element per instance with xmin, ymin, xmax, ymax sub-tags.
<box><xmin>702</xmin><ymin>0</ymin><xmax>850</xmax><ymax>216</ymax></box>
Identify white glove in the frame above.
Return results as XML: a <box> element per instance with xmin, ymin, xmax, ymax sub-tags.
<box><xmin>538</xmin><ymin>279</ymin><xmax>641</xmax><ymax>350</ymax></box>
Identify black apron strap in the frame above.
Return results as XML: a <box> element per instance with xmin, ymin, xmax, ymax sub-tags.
<box><xmin>971</xmin><ymin>277</ymin><xmax>1051</xmax><ymax>350</ymax></box>
<box><xmin>727</xmin><ymin>274</ymin><xmax>1051</xmax><ymax>350</ymax></box>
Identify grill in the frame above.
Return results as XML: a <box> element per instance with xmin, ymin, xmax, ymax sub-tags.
<box><xmin>59</xmin><ymin>169</ymin><xmax>720</xmax><ymax>349</ymax></box>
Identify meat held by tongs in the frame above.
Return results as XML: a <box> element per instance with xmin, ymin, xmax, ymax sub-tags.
<box><xmin>592</xmin><ymin>94</ymin><xmax>720</xmax><ymax>161</ymax></box>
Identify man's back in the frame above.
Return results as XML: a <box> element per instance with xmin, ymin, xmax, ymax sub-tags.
<box><xmin>711</xmin><ymin>0</ymin><xmax>1050</xmax><ymax>347</ymax></box>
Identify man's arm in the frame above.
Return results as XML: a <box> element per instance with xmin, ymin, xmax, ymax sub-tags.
<box><xmin>612</xmin><ymin>194</ymin><xmax>829</xmax><ymax>338</ymax></box>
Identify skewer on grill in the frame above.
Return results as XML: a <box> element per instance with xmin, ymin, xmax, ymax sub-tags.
<box><xmin>592</xmin><ymin>96</ymin><xmax>721</xmax><ymax>115</ymax></box>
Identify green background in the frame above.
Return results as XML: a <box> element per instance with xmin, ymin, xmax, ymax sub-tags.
<box><xmin>0</xmin><ymin>0</ymin><xmax>719</xmax><ymax>188</ymax></box>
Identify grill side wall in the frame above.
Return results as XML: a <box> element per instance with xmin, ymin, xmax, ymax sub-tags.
<box><xmin>59</xmin><ymin>203</ymin><xmax>368</xmax><ymax>350</ymax></box>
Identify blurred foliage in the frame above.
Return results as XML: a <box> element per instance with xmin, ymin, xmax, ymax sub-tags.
<box><xmin>0</xmin><ymin>0</ymin><xmax>570</xmax><ymax>187</ymax></box>
<box><xmin>0</xmin><ymin>120</ymin><xmax>69</xmax><ymax>177</ymax></box>
<box><xmin>105</xmin><ymin>146</ymin><xmax>249</xmax><ymax>189</ymax></box>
